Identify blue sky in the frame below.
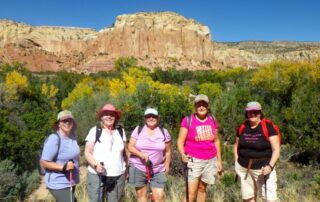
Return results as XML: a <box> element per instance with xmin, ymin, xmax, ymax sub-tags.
<box><xmin>1</xmin><ymin>0</ymin><xmax>319</xmax><ymax>42</ymax></box>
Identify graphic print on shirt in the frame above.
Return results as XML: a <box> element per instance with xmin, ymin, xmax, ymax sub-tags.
<box><xmin>243</xmin><ymin>132</ymin><xmax>262</xmax><ymax>143</ymax></box>
<box><xmin>195</xmin><ymin>125</ymin><xmax>214</xmax><ymax>141</ymax></box>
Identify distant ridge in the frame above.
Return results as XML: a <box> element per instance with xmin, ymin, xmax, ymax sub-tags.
<box><xmin>1</xmin><ymin>12</ymin><xmax>319</xmax><ymax>73</ymax></box>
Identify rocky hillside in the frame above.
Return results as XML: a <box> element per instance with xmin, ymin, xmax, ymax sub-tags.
<box><xmin>1</xmin><ymin>12</ymin><xmax>319</xmax><ymax>73</ymax></box>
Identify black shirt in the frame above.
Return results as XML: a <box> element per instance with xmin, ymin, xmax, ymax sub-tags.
<box><xmin>237</xmin><ymin>122</ymin><xmax>276</xmax><ymax>169</ymax></box>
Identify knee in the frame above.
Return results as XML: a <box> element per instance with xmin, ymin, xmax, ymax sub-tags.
<box><xmin>198</xmin><ymin>183</ymin><xmax>207</xmax><ymax>193</ymax></box>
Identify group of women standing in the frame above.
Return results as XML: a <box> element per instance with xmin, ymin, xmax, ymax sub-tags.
<box><xmin>40</xmin><ymin>94</ymin><xmax>280</xmax><ymax>202</ymax></box>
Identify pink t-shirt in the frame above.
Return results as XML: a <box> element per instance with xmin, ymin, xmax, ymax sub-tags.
<box><xmin>181</xmin><ymin>114</ymin><xmax>218</xmax><ymax>160</ymax></box>
<box><xmin>129</xmin><ymin>125</ymin><xmax>171</xmax><ymax>173</ymax></box>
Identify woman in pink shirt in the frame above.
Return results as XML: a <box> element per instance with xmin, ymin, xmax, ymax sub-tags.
<box><xmin>128</xmin><ymin>108</ymin><xmax>171</xmax><ymax>202</ymax></box>
<box><xmin>177</xmin><ymin>94</ymin><xmax>222</xmax><ymax>202</ymax></box>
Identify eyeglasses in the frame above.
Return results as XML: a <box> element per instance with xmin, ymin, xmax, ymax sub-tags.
<box><xmin>61</xmin><ymin>118</ymin><xmax>73</xmax><ymax>124</ymax></box>
<box><xmin>145</xmin><ymin>115</ymin><xmax>158</xmax><ymax>119</ymax></box>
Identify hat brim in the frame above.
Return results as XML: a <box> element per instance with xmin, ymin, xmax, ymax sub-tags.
<box><xmin>245</xmin><ymin>107</ymin><xmax>262</xmax><ymax>111</ymax></box>
<box><xmin>96</xmin><ymin>110</ymin><xmax>122</xmax><ymax>119</ymax></box>
<box><xmin>58</xmin><ymin>115</ymin><xmax>74</xmax><ymax>121</ymax></box>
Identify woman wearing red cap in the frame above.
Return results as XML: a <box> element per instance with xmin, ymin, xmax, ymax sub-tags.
<box><xmin>84</xmin><ymin>104</ymin><xmax>127</xmax><ymax>202</ymax></box>
<box><xmin>234</xmin><ymin>101</ymin><xmax>280</xmax><ymax>202</ymax></box>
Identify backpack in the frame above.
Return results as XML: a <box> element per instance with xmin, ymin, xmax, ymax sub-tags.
<box><xmin>39</xmin><ymin>132</ymin><xmax>61</xmax><ymax>175</ymax></box>
<box><xmin>237</xmin><ymin>118</ymin><xmax>281</xmax><ymax>142</ymax></box>
<box><xmin>136</xmin><ymin>124</ymin><xmax>167</xmax><ymax>141</ymax></box>
<box><xmin>95</xmin><ymin>125</ymin><xmax>124</xmax><ymax>143</ymax></box>
<box><xmin>187</xmin><ymin>114</ymin><xmax>217</xmax><ymax>129</ymax></box>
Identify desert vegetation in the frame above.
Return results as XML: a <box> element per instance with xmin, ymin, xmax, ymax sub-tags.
<box><xmin>0</xmin><ymin>57</ymin><xmax>319</xmax><ymax>201</ymax></box>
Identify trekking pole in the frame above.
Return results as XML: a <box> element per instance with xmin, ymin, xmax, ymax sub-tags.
<box><xmin>69</xmin><ymin>170</ymin><xmax>73</xmax><ymax>202</ymax></box>
<box><xmin>264</xmin><ymin>174</ymin><xmax>269</xmax><ymax>202</ymax></box>
<box><xmin>68</xmin><ymin>160</ymin><xmax>74</xmax><ymax>202</ymax></box>
<box><xmin>97</xmin><ymin>162</ymin><xmax>104</xmax><ymax>202</ymax></box>
<box><xmin>183</xmin><ymin>153</ymin><xmax>191</xmax><ymax>202</ymax></box>
<box><xmin>146</xmin><ymin>161</ymin><xmax>154</xmax><ymax>201</ymax></box>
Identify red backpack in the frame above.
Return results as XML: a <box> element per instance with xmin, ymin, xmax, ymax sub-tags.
<box><xmin>237</xmin><ymin>118</ymin><xmax>281</xmax><ymax>143</ymax></box>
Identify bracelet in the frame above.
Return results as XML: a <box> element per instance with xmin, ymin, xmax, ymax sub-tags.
<box><xmin>267</xmin><ymin>164</ymin><xmax>274</xmax><ymax>171</ymax></box>
<box><xmin>94</xmin><ymin>164</ymin><xmax>97</xmax><ymax>170</ymax></box>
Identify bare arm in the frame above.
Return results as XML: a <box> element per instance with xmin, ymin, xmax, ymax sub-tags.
<box><xmin>128</xmin><ymin>137</ymin><xmax>149</xmax><ymax>162</ymax></box>
<box><xmin>213</xmin><ymin>129</ymin><xmax>222</xmax><ymax>173</ymax></box>
<box><xmin>84</xmin><ymin>141</ymin><xmax>104</xmax><ymax>173</ymax></box>
<box><xmin>233</xmin><ymin>137</ymin><xmax>239</xmax><ymax>162</ymax></box>
<box><xmin>40</xmin><ymin>160</ymin><xmax>74</xmax><ymax>172</ymax></box>
<box><xmin>177</xmin><ymin>127</ymin><xmax>188</xmax><ymax>162</ymax></box>
<box><xmin>165</xmin><ymin>141</ymin><xmax>171</xmax><ymax>175</ymax></box>
<box><xmin>262</xmin><ymin>135</ymin><xmax>280</xmax><ymax>175</ymax></box>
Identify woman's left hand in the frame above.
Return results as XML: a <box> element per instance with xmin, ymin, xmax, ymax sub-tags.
<box><xmin>261</xmin><ymin>165</ymin><xmax>273</xmax><ymax>175</ymax></box>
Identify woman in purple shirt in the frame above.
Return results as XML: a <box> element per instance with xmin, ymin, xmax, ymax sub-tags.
<box><xmin>40</xmin><ymin>110</ymin><xmax>80</xmax><ymax>202</ymax></box>
<box><xmin>128</xmin><ymin>108</ymin><xmax>171</xmax><ymax>202</ymax></box>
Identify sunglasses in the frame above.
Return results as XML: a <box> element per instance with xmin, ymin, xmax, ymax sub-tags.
<box><xmin>61</xmin><ymin>118</ymin><xmax>73</xmax><ymax>124</ymax></box>
<box><xmin>145</xmin><ymin>114</ymin><xmax>158</xmax><ymax>119</ymax></box>
<box><xmin>247</xmin><ymin>110</ymin><xmax>261</xmax><ymax>115</ymax></box>
<box><xmin>195</xmin><ymin>101</ymin><xmax>208</xmax><ymax>108</ymax></box>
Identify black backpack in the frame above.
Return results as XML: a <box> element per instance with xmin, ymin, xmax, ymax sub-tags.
<box><xmin>38</xmin><ymin>132</ymin><xmax>61</xmax><ymax>175</ymax></box>
<box><xmin>95</xmin><ymin>125</ymin><xmax>125</xmax><ymax>143</ymax></box>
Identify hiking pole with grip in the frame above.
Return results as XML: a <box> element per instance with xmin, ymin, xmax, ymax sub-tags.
<box><xmin>146</xmin><ymin>160</ymin><xmax>154</xmax><ymax>201</ymax></box>
<box><xmin>68</xmin><ymin>160</ymin><xmax>74</xmax><ymax>202</ymax></box>
<box><xmin>97</xmin><ymin>162</ymin><xmax>104</xmax><ymax>202</ymax></box>
<box><xmin>183</xmin><ymin>153</ymin><xmax>192</xmax><ymax>202</ymax></box>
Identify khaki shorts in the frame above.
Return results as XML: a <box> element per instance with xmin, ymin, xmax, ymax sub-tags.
<box><xmin>235</xmin><ymin>161</ymin><xmax>278</xmax><ymax>201</ymax></box>
<box><xmin>187</xmin><ymin>157</ymin><xmax>217</xmax><ymax>185</ymax></box>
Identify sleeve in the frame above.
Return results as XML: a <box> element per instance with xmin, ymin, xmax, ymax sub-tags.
<box><xmin>180</xmin><ymin>116</ymin><xmax>188</xmax><ymax>129</ymax></box>
<box><xmin>85</xmin><ymin>126</ymin><xmax>97</xmax><ymax>143</ymax></box>
<box><xmin>130</xmin><ymin>126</ymin><xmax>140</xmax><ymax>140</ymax></box>
<box><xmin>164</xmin><ymin>128</ymin><xmax>171</xmax><ymax>143</ymax></box>
<box><xmin>267</xmin><ymin>122</ymin><xmax>277</xmax><ymax>137</ymax></box>
<box><xmin>41</xmin><ymin>134</ymin><xmax>59</xmax><ymax>161</ymax></box>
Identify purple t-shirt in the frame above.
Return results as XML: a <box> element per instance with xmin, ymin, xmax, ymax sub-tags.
<box><xmin>129</xmin><ymin>125</ymin><xmax>171</xmax><ymax>173</ymax></box>
<box><xmin>181</xmin><ymin>114</ymin><xmax>219</xmax><ymax>160</ymax></box>
<box><xmin>41</xmin><ymin>132</ymin><xmax>80</xmax><ymax>190</ymax></box>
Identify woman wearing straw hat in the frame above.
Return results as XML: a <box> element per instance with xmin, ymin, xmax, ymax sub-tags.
<box><xmin>234</xmin><ymin>101</ymin><xmax>280</xmax><ymax>202</ymax></box>
<box><xmin>177</xmin><ymin>94</ymin><xmax>222</xmax><ymax>202</ymax></box>
<box><xmin>84</xmin><ymin>104</ymin><xmax>127</xmax><ymax>202</ymax></box>
<box><xmin>40</xmin><ymin>110</ymin><xmax>80</xmax><ymax>202</ymax></box>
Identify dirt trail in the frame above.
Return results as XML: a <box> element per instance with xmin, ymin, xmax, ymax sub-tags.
<box><xmin>25</xmin><ymin>176</ymin><xmax>50</xmax><ymax>202</ymax></box>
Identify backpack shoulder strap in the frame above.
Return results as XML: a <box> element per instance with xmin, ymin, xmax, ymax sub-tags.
<box><xmin>51</xmin><ymin>132</ymin><xmax>61</xmax><ymax>161</ymax></box>
<box><xmin>95</xmin><ymin>125</ymin><xmax>103</xmax><ymax>143</ymax></box>
<box><xmin>137</xmin><ymin>125</ymin><xmax>144</xmax><ymax>135</ymax></box>
<box><xmin>237</xmin><ymin>120</ymin><xmax>248</xmax><ymax>136</ymax></box>
<box><xmin>261</xmin><ymin>119</ymin><xmax>281</xmax><ymax>143</ymax></box>
<box><xmin>158</xmin><ymin>125</ymin><xmax>167</xmax><ymax>141</ymax></box>
<box><xmin>187</xmin><ymin>114</ymin><xmax>192</xmax><ymax>129</ymax></box>
<box><xmin>116</xmin><ymin>125</ymin><xmax>124</xmax><ymax>139</ymax></box>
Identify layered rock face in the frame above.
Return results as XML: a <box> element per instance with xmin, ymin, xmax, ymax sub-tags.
<box><xmin>0</xmin><ymin>12</ymin><xmax>319</xmax><ymax>73</ymax></box>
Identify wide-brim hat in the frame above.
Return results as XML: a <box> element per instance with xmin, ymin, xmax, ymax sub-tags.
<box><xmin>96</xmin><ymin>104</ymin><xmax>122</xmax><ymax>119</ymax></box>
<box><xmin>245</xmin><ymin>101</ymin><xmax>262</xmax><ymax>111</ymax></box>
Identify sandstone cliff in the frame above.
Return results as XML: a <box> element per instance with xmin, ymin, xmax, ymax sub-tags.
<box><xmin>0</xmin><ymin>12</ymin><xmax>319</xmax><ymax>73</ymax></box>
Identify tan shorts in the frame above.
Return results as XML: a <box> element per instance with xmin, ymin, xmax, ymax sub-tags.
<box><xmin>187</xmin><ymin>157</ymin><xmax>217</xmax><ymax>185</ymax></box>
<box><xmin>235</xmin><ymin>161</ymin><xmax>278</xmax><ymax>201</ymax></box>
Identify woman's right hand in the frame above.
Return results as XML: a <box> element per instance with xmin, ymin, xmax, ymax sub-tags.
<box><xmin>180</xmin><ymin>153</ymin><xmax>189</xmax><ymax>163</ymax></box>
<box><xmin>95</xmin><ymin>163</ymin><xmax>106</xmax><ymax>174</ymax></box>
<box><xmin>140</xmin><ymin>152</ymin><xmax>149</xmax><ymax>162</ymax></box>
